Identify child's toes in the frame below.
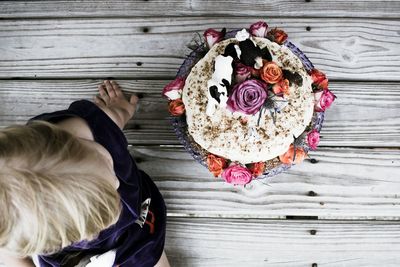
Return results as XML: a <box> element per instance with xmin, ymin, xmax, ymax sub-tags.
<box><xmin>110</xmin><ymin>80</ymin><xmax>123</xmax><ymax>97</ymax></box>
<box><xmin>130</xmin><ymin>94</ymin><xmax>139</xmax><ymax>105</ymax></box>
<box><xmin>129</xmin><ymin>94</ymin><xmax>140</xmax><ymax>114</ymax></box>
<box><xmin>104</xmin><ymin>80</ymin><xmax>116</xmax><ymax>98</ymax></box>
<box><xmin>98</xmin><ymin>85</ymin><xmax>110</xmax><ymax>104</ymax></box>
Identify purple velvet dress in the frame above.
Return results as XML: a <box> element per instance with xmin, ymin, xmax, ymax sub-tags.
<box><xmin>27</xmin><ymin>100</ymin><xmax>167</xmax><ymax>267</ymax></box>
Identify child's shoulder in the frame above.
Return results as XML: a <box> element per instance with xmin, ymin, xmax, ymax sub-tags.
<box><xmin>54</xmin><ymin>116</ymin><xmax>95</xmax><ymax>141</ymax></box>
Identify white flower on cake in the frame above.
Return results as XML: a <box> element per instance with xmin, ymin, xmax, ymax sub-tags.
<box><xmin>164</xmin><ymin>89</ymin><xmax>182</xmax><ymax>100</ymax></box>
<box><xmin>225</xmin><ymin>30</ymin><xmax>263</xmax><ymax>69</ymax></box>
<box><xmin>235</xmin><ymin>28</ymin><xmax>250</xmax><ymax>41</ymax></box>
<box><xmin>206</xmin><ymin>54</ymin><xmax>233</xmax><ymax>116</ymax></box>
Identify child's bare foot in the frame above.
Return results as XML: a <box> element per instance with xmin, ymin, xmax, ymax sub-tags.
<box><xmin>94</xmin><ymin>80</ymin><xmax>139</xmax><ymax>130</ymax></box>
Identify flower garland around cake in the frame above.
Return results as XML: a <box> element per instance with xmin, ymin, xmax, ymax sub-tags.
<box><xmin>162</xmin><ymin>21</ymin><xmax>336</xmax><ymax>185</ymax></box>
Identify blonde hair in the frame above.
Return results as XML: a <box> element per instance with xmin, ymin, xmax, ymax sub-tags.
<box><xmin>0</xmin><ymin>120</ymin><xmax>122</xmax><ymax>257</ymax></box>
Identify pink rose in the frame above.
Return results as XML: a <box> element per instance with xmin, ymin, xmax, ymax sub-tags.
<box><xmin>162</xmin><ymin>77</ymin><xmax>185</xmax><ymax>100</ymax></box>
<box><xmin>249</xmin><ymin>21</ymin><xmax>268</xmax><ymax>37</ymax></box>
<box><xmin>314</xmin><ymin>89</ymin><xmax>336</xmax><ymax>111</ymax></box>
<box><xmin>204</xmin><ymin>28</ymin><xmax>226</xmax><ymax>48</ymax></box>
<box><xmin>222</xmin><ymin>165</ymin><xmax>253</xmax><ymax>185</ymax></box>
<box><xmin>234</xmin><ymin>62</ymin><xmax>252</xmax><ymax>83</ymax></box>
<box><xmin>307</xmin><ymin>129</ymin><xmax>320</xmax><ymax>150</ymax></box>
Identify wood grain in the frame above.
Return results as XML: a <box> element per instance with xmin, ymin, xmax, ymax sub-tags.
<box><xmin>164</xmin><ymin>217</ymin><xmax>400</xmax><ymax>267</ymax></box>
<box><xmin>2</xmin><ymin>218</ymin><xmax>400</xmax><ymax>266</ymax></box>
<box><xmin>0</xmin><ymin>80</ymin><xmax>399</xmax><ymax>147</ymax></box>
<box><xmin>0</xmin><ymin>2</ymin><xmax>399</xmax><ymax>266</ymax></box>
<box><xmin>132</xmin><ymin>146</ymin><xmax>400</xmax><ymax>220</ymax></box>
<box><xmin>0</xmin><ymin>17</ymin><xmax>399</xmax><ymax>80</ymax></box>
<box><xmin>0</xmin><ymin>0</ymin><xmax>399</xmax><ymax>18</ymax></box>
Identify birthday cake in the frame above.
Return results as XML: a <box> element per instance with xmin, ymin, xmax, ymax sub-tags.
<box><xmin>163</xmin><ymin>21</ymin><xmax>336</xmax><ymax>185</ymax></box>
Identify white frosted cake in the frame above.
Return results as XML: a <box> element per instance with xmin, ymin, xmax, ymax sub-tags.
<box><xmin>182</xmin><ymin>37</ymin><xmax>314</xmax><ymax>164</ymax></box>
<box><xmin>163</xmin><ymin>21</ymin><xmax>336</xmax><ymax>185</ymax></box>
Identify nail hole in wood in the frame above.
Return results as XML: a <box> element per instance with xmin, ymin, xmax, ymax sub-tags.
<box><xmin>310</xmin><ymin>229</ymin><xmax>317</xmax><ymax>235</ymax></box>
<box><xmin>308</xmin><ymin>191</ymin><xmax>317</xmax><ymax>197</ymax></box>
<box><xmin>136</xmin><ymin>93</ymin><xmax>144</xmax><ymax>99</ymax></box>
<box><xmin>132</xmin><ymin>124</ymin><xmax>141</xmax><ymax>130</ymax></box>
<box><xmin>286</xmin><ymin>215</ymin><xmax>318</xmax><ymax>220</ymax></box>
<box><xmin>142</xmin><ymin>27</ymin><xmax>150</xmax><ymax>33</ymax></box>
<box><xmin>305</xmin><ymin>0</ymin><xmax>311</xmax><ymax>2</ymax></box>
<box><xmin>135</xmin><ymin>157</ymin><xmax>144</xmax><ymax>163</ymax></box>
<box><xmin>312</xmin><ymin>264</ymin><xmax>317</xmax><ymax>267</ymax></box>
<box><xmin>306</xmin><ymin>26</ymin><xmax>311</xmax><ymax>31</ymax></box>
<box><xmin>136</xmin><ymin>62</ymin><xmax>143</xmax><ymax>66</ymax></box>
<box><xmin>310</xmin><ymin>158</ymin><xmax>318</xmax><ymax>164</ymax></box>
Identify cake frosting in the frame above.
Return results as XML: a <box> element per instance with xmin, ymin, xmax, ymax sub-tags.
<box><xmin>182</xmin><ymin>37</ymin><xmax>314</xmax><ymax>164</ymax></box>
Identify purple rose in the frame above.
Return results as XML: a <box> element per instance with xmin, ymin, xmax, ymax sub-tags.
<box><xmin>234</xmin><ymin>62</ymin><xmax>252</xmax><ymax>83</ymax></box>
<box><xmin>227</xmin><ymin>79</ymin><xmax>267</xmax><ymax>115</ymax></box>
<box><xmin>249</xmin><ymin>21</ymin><xmax>268</xmax><ymax>37</ymax></box>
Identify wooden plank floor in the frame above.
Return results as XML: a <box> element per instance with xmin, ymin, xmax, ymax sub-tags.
<box><xmin>1</xmin><ymin>1</ymin><xmax>400</xmax><ymax>266</ymax></box>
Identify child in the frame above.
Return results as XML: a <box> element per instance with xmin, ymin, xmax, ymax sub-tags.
<box><xmin>0</xmin><ymin>80</ymin><xmax>171</xmax><ymax>267</ymax></box>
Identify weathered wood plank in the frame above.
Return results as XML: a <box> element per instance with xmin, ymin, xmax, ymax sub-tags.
<box><xmin>164</xmin><ymin>217</ymin><xmax>400</xmax><ymax>267</ymax></box>
<box><xmin>1</xmin><ymin>80</ymin><xmax>399</xmax><ymax>147</ymax></box>
<box><xmin>1</xmin><ymin>218</ymin><xmax>400</xmax><ymax>266</ymax></box>
<box><xmin>132</xmin><ymin>146</ymin><xmax>400</xmax><ymax>220</ymax></box>
<box><xmin>0</xmin><ymin>0</ymin><xmax>399</xmax><ymax>18</ymax></box>
<box><xmin>0</xmin><ymin>17</ymin><xmax>399</xmax><ymax>81</ymax></box>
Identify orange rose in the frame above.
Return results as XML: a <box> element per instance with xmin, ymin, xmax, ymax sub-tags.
<box><xmin>260</xmin><ymin>61</ymin><xmax>283</xmax><ymax>84</ymax></box>
<box><xmin>279</xmin><ymin>145</ymin><xmax>306</xmax><ymax>164</ymax></box>
<box><xmin>272</xmin><ymin>78</ymin><xmax>290</xmax><ymax>96</ymax></box>
<box><xmin>168</xmin><ymin>99</ymin><xmax>185</xmax><ymax>116</ymax></box>
<box><xmin>249</xmin><ymin>162</ymin><xmax>266</xmax><ymax>177</ymax></box>
<box><xmin>267</xmin><ymin>28</ymin><xmax>288</xmax><ymax>45</ymax></box>
<box><xmin>207</xmin><ymin>154</ymin><xmax>227</xmax><ymax>177</ymax></box>
<box><xmin>310</xmin><ymin>69</ymin><xmax>329</xmax><ymax>90</ymax></box>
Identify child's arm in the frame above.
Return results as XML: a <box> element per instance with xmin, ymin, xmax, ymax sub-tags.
<box><xmin>0</xmin><ymin>250</ymin><xmax>35</xmax><ymax>267</ymax></box>
<box><xmin>55</xmin><ymin>80</ymin><xmax>138</xmax><ymax>141</ymax></box>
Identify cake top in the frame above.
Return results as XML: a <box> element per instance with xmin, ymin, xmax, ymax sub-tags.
<box><xmin>182</xmin><ymin>36</ymin><xmax>314</xmax><ymax>164</ymax></box>
<box><xmin>163</xmin><ymin>21</ymin><xmax>336</xmax><ymax>185</ymax></box>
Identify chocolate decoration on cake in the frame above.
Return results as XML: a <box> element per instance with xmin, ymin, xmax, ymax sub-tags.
<box><xmin>238</xmin><ymin>39</ymin><xmax>263</xmax><ymax>69</ymax></box>
<box><xmin>261</xmin><ymin>46</ymin><xmax>272</xmax><ymax>61</ymax></box>
<box><xmin>209</xmin><ymin>85</ymin><xmax>221</xmax><ymax>103</ymax></box>
<box><xmin>223</xmin><ymin>43</ymin><xmax>238</xmax><ymax>59</ymax></box>
<box><xmin>283</xmin><ymin>69</ymin><xmax>303</xmax><ymax>86</ymax></box>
